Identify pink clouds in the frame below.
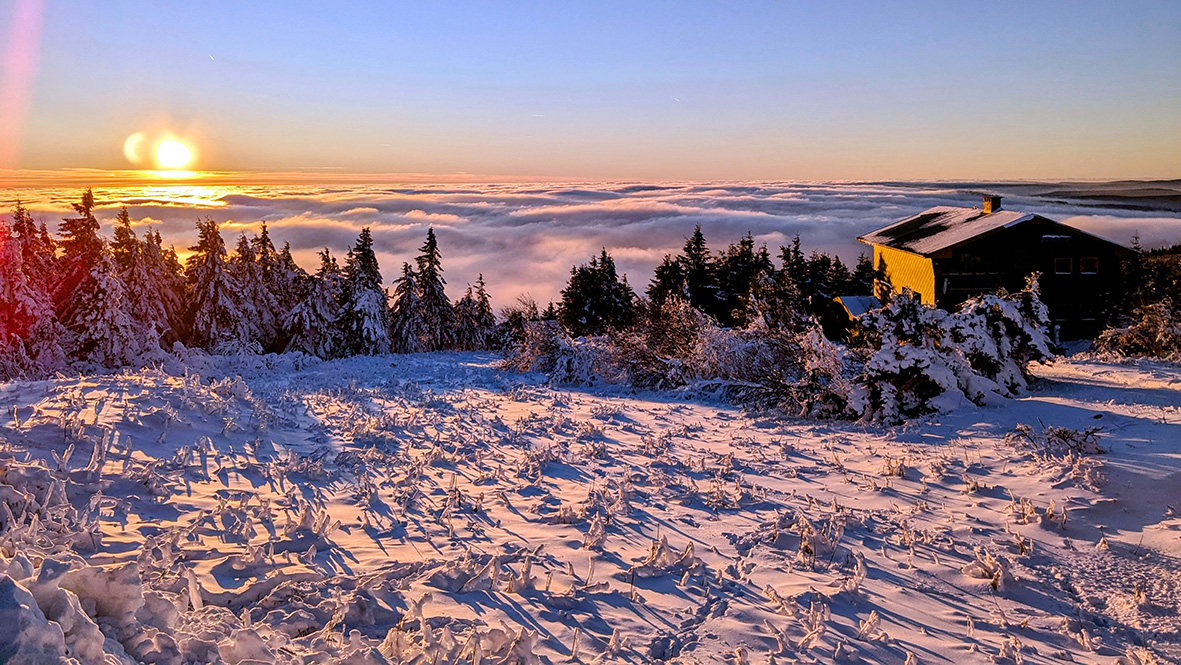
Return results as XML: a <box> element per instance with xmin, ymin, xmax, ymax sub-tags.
<box><xmin>3</xmin><ymin>180</ymin><xmax>1179</xmax><ymax>307</ymax></box>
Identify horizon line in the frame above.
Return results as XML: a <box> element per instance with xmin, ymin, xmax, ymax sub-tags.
<box><xmin>2</xmin><ymin>168</ymin><xmax>1180</xmax><ymax>190</ymax></box>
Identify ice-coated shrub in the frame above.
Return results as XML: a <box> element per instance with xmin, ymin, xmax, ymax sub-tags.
<box><xmin>855</xmin><ymin>289</ymin><xmax>983</xmax><ymax>420</ymax></box>
<box><xmin>500</xmin><ymin>321</ymin><xmax>617</xmax><ymax>385</ymax></box>
<box><xmin>951</xmin><ymin>274</ymin><xmax>1053</xmax><ymax>394</ymax></box>
<box><xmin>854</xmin><ymin>277</ymin><xmax>1052</xmax><ymax>422</ymax></box>
<box><xmin>502</xmin><ymin>303</ymin><xmax>858</xmax><ymax>418</ymax></box>
<box><xmin>507</xmin><ymin>276</ymin><xmax>1052</xmax><ymax>422</ymax></box>
<box><xmin>1094</xmin><ymin>300</ymin><xmax>1181</xmax><ymax>361</ymax></box>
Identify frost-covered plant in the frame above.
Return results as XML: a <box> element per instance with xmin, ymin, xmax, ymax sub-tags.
<box><xmin>951</xmin><ymin>274</ymin><xmax>1053</xmax><ymax>394</ymax></box>
<box><xmin>1005</xmin><ymin>423</ymin><xmax>1104</xmax><ymax>456</ymax></box>
<box><xmin>854</xmin><ymin>278</ymin><xmax>1052</xmax><ymax>422</ymax></box>
<box><xmin>855</xmin><ymin>288</ymin><xmax>979</xmax><ymax>420</ymax></box>
<box><xmin>503</xmin><ymin>303</ymin><xmax>854</xmax><ymax>417</ymax></box>
<box><xmin>500</xmin><ymin>320</ymin><xmax>617</xmax><ymax>385</ymax></box>
<box><xmin>1094</xmin><ymin>299</ymin><xmax>1181</xmax><ymax>361</ymax></box>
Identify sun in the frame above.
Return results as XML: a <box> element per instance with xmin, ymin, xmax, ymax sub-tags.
<box><xmin>156</xmin><ymin>140</ymin><xmax>192</xmax><ymax>169</ymax></box>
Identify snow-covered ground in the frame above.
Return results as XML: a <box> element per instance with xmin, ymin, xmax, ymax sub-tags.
<box><xmin>1</xmin><ymin>353</ymin><xmax>1178</xmax><ymax>664</ymax></box>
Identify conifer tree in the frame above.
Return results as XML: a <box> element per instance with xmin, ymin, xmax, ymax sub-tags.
<box><xmin>780</xmin><ymin>235</ymin><xmax>808</xmax><ymax>293</ymax></box>
<box><xmin>230</xmin><ymin>233</ymin><xmax>280</xmax><ymax>349</ymax></box>
<box><xmin>53</xmin><ymin>190</ymin><xmax>145</xmax><ymax>365</ymax></box>
<box><xmin>109</xmin><ymin>206</ymin><xmax>170</xmax><ymax>348</ymax></box>
<box><xmin>254</xmin><ymin>224</ymin><xmax>304</xmax><ymax>322</ymax></box>
<box><xmin>0</xmin><ymin>220</ymin><xmax>64</xmax><ymax>378</ymax></box>
<box><xmin>851</xmin><ymin>253</ymin><xmax>880</xmax><ymax>296</ymax></box>
<box><xmin>337</xmin><ymin>227</ymin><xmax>390</xmax><ymax>356</ymax></box>
<box><xmin>143</xmin><ymin>229</ymin><xmax>186</xmax><ymax>342</ymax></box>
<box><xmin>680</xmin><ymin>226</ymin><xmax>718</xmax><ymax>316</ymax></box>
<box><xmin>452</xmin><ymin>274</ymin><xmax>496</xmax><ymax>351</ymax></box>
<box><xmin>715</xmin><ymin>232</ymin><xmax>774</xmax><ymax>327</ymax></box>
<box><xmin>388</xmin><ymin>262</ymin><xmax>425</xmax><ymax>354</ymax></box>
<box><xmin>453</xmin><ymin>285</ymin><xmax>482</xmax><ymax>351</ymax></box>
<box><xmin>185</xmin><ymin>218</ymin><xmax>249</xmax><ymax>350</ymax></box>
<box><xmin>274</xmin><ymin>241</ymin><xmax>310</xmax><ymax>312</ymax></box>
<box><xmin>11</xmin><ymin>202</ymin><xmax>55</xmax><ymax>288</ymax></box>
<box><xmin>415</xmin><ymin>227</ymin><xmax>455</xmax><ymax>351</ymax></box>
<box><xmin>58</xmin><ymin>249</ymin><xmax>143</xmax><ymax>367</ymax></box>
<box><xmin>473</xmin><ymin>274</ymin><xmax>496</xmax><ymax>343</ymax></box>
<box><xmin>647</xmin><ymin>254</ymin><xmax>687</xmax><ymax>310</ymax></box>
<box><xmin>55</xmin><ymin>188</ymin><xmax>103</xmax><ymax>305</ymax></box>
<box><xmin>558</xmin><ymin>249</ymin><xmax>636</xmax><ymax>336</ymax></box>
<box><xmin>283</xmin><ymin>248</ymin><xmax>341</xmax><ymax>358</ymax></box>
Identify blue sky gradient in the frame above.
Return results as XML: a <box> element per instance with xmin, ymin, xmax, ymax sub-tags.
<box><xmin>5</xmin><ymin>1</ymin><xmax>1180</xmax><ymax>178</ymax></box>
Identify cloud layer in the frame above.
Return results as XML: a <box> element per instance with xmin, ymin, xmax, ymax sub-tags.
<box><xmin>8</xmin><ymin>181</ymin><xmax>1181</xmax><ymax>307</ymax></box>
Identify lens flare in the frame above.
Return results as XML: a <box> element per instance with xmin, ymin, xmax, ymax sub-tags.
<box><xmin>156</xmin><ymin>140</ymin><xmax>192</xmax><ymax>169</ymax></box>
<box><xmin>122</xmin><ymin>132</ymin><xmax>146</xmax><ymax>165</ymax></box>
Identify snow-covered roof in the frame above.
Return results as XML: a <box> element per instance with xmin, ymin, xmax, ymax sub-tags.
<box><xmin>835</xmin><ymin>295</ymin><xmax>881</xmax><ymax>318</ymax></box>
<box><xmin>858</xmin><ymin>206</ymin><xmax>1040</xmax><ymax>256</ymax></box>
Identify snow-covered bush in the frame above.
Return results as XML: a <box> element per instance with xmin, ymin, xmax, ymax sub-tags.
<box><xmin>854</xmin><ymin>278</ymin><xmax>1052</xmax><ymax>422</ymax></box>
<box><xmin>1005</xmin><ymin>423</ymin><xmax>1105</xmax><ymax>455</ymax></box>
<box><xmin>951</xmin><ymin>274</ymin><xmax>1053</xmax><ymax>394</ymax></box>
<box><xmin>854</xmin><ymin>289</ymin><xmax>983</xmax><ymax>420</ymax></box>
<box><xmin>503</xmin><ymin>301</ymin><xmax>853</xmax><ymax>417</ymax></box>
<box><xmin>500</xmin><ymin>321</ymin><xmax>617</xmax><ymax>385</ymax></box>
<box><xmin>1094</xmin><ymin>300</ymin><xmax>1181</xmax><ymax>361</ymax></box>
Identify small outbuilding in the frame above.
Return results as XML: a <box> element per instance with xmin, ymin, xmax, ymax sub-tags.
<box><xmin>857</xmin><ymin>196</ymin><xmax>1131</xmax><ymax>338</ymax></box>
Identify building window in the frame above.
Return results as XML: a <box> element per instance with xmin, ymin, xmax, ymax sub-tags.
<box><xmin>1080</xmin><ymin>257</ymin><xmax>1098</xmax><ymax>274</ymax></box>
<box><xmin>1054</xmin><ymin>258</ymin><xmax>1072</xmax><ymax>275</ymax></box>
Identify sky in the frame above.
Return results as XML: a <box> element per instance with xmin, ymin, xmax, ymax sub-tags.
<box><xmin>1</xmin><ymin>0</ymin><xmax>1179</xmax><ymax>181</ymax></box>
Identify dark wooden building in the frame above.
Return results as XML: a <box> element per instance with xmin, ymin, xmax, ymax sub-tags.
<box><xmin>858</xmin><ymin>196</ymin><xmax>1131</xmax><ymax>339</ymax></box>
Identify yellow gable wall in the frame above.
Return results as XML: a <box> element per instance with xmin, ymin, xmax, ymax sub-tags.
<box><xmin>872</xmin><ymin>244</ymin><xmax>935</xmax><ymax>305</ymax></box>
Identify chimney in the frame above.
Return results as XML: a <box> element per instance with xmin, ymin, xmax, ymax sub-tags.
<box><xmin>983</xmin><ymin>195</ymin><xmax>1002</xmax><ymax>214</ymax></box>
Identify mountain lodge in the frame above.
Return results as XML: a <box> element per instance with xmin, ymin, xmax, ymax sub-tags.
<box><xmin>857</xmin><ymin>196</ymin><xmax>1132</xmax><ymax>338</ymax></box>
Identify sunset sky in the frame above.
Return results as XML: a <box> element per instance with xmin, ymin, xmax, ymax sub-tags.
<box><xmin>2</xmin><ymin>0</ymin><xmax>1179</xmax><ymax>181</ymax></box>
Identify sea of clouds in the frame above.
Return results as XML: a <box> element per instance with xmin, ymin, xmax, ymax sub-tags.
<box><xmin>9</xmin><ymin>181</ymin><xmax>1181</xmax><ymax>305</ymax></box>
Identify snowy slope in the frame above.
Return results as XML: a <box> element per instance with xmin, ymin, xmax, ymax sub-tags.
<box><xmin>0</xmin><ymin>352</ymin><xmax>1178</xmax><ymax>664</ymax></box>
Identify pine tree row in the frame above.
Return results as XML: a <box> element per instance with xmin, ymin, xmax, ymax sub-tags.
<box><xmin>0</xmin><ymin>190</ymin><xmax>498</xmax><ymax>379</ymax></box>
<box><xmin>557</xmin><ymin>226</ymin><xmax>880</xmax><ymax>338</ymax></box>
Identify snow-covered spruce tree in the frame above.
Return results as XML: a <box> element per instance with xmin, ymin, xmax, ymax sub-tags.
<box><xmin>54</xmin><ymin>188</ymin><xmax>103</xmax><ymax>307</ymax></box>
<box><xmin>253</xmin><ymin>224</ymin><xmax>307</xmax><ymax>325</ymax></box>
<box><xmin>415</xmin><ymin>227</ymin><xmax>455</xmax><ymax>351</ymax></box>
<box><xmin>275</xmin><ymin>241</ymin><xmax>311</xmax><ymax>312</ymax></box>
<box><xmin>337</xmin><ymin>227</ymin><xmax>390</xmax><ymax>356</ymax></box>
<box><xmin>141</xmin><ymin>228</ymin><xmax>186</xmax><ymax>343</ymax></box>
<box><xmin>855</xmin><ymin>288</ymin><xmax>980</xmax><ymax>421</ymax></box>
<box><xmin>54</xmin><ymin>190</ymin><xmax>146</xmax><ymax>366</ymax></box>
<box><xmin>11</xmin><ymin>201</ymin><xmax>56</xmax><ymax>290</ymax></box>
<box><xmin>453</xmin><ymin>285</ymin><xmax>482</xmax><ymax>351</ymax></box>
<box><xmin>185</xmin><ymin>218</ymin><xmax>251</xmax><ymax>351</ymax></box>
<box><xmin>283</xmin><ymin>248</ymin><xmax>341</xmax><ymax>358</ymax></box>
<box><xmin>230</xmin><ymin>232</ymin><xmax>280</xmax><ymax>349</ymax></box>
<box><xmin>388</xmin><ymin>262</ymin><xmax>425</xmax><ymax>354</ymax></box>
<box><xmin>950</xmin><ymin>274</ymin><xmax>1053</xmax><ymax>395</ymax></box>
<box><xmin>110</xmin><ymin>206</ymin><xmax>170</xmax><ymax>349</ymax></box>
<box><xmin>452</xmin><ymin>274</ymin><xmax>497</xmax><ymax>351</ymax></box>
<box><xmin>558</xmin><ymin>249</ymin><xmax>637</xmax><ymax>337</ymax></box>
<box><xmin>854</xmin><ymin>280</ymin><xmax>1052</xmax><ymax>422</ymax></box>
<box><xmin>58</xmin><ymin>247</ymin><xmax>145</xmax><ymax>367</ymax></box>
<box><xmin>0</xmin><ymin>220</ymin><xmax>65</xmax><ymax>378</ymax></box>
<box><xmin>474</xmin><ymin>274</ymin><xmax>497</xmax><ymax>346</ymax></box>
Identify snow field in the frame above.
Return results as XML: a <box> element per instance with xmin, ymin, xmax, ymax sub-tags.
<box><xmin>0</xmin><ymin>352</ymin><xmax>1179</xmax><ymax>664</ymax></box>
